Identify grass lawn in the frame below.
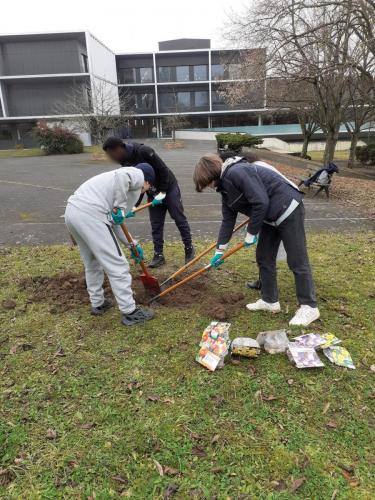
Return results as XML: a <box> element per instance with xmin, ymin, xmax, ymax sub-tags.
<box><xmin>0</xmin><ymin>148</ymin><xmax>46</xmax><ymax>159</ymax></box>
<box><xmin>308</xmin><ymin>150</ymin><xmax>349</xmax><ymax>162</ymax></box>
<box><xmin>0</xmin><ymin>234</ymin><xmax>374</xmax><ymax>498</ymax></box>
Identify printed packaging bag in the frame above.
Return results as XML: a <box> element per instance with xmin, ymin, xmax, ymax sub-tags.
<box><xmin>323</xmin><ymin>346</ymin><xmax>355</xmax><ymax>369</ymax></box>
<box><xmin>320</xmin><ymin>333</ymin><xmax>341</xmax><ymax>349</ymax></box>
<box><xmin>287</xmin><ymin>344</ymin><xmax>325</xmax><ymax>369</ymax></box>
<box><xmin>196</xmin><ymin>322</ymin><xmax>231</xmax><ymax>371</ymax></box>
<box><xmin>231</xmin><ymin>338</ymin><xmax>260</xmax><ymax>358</ymax></box>
<box><xmin>292</xmin><ymin>333</ymin><xmax>326</xmax><ymax>349</ymax></box>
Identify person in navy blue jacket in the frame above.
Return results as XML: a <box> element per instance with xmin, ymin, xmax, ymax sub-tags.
<box><xmin>193</xmin><ymin>154</ymin><xmax>320</xmax><ymax>327</ymax></box>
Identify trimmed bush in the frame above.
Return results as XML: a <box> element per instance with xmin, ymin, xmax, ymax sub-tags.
<box><xmin>34</xmin><ymin>122</ymin><xmax>84</xmax><ymax>155</ymax></box>
<box><xmin>216</xmin><ymin>133</ymin><xmax>263</xmax><ymax>153</ymax></box>
<box><xmin>355</xmin><ymin>144</ymin><xmax>375</xmax><ymax>165</ymax></box>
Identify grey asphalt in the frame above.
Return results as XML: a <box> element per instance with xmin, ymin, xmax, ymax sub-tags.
<box><xmin>0</xmin><ymin>139</ymin><xmax>374</xmax><ymax>246</ymax></box>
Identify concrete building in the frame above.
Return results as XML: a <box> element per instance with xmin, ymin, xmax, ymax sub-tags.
<box><xmin>0</xmin><ymin>31</ymin><xmax>118</xmax><ymax>147</ymax></box>
<box><xmin>0</xmin><ymin>31</ymin><xmax>290</xmax><ymax>147</ymax></box>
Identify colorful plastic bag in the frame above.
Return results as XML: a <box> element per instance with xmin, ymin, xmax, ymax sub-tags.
<box><xmin>287</xmin><ymin>344</ymin><xmax>325</xmax><ymax>368</ymax></box>
<box><xmin>292</xmin><ymin>333</ymin><xmax>326</xmax><ymax>349</ymax></box>
<box><xmin>323</xmin><ymin>346</ymin><xmax>355</xmax><ymax>369</ymax></box>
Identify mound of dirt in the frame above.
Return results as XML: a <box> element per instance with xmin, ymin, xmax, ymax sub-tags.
<box><xmin>19</xmin><ymin>272</ymin><xmax>247</xmax><ymax>319</ymax></box>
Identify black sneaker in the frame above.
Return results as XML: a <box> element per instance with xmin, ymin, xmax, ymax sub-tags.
<box><xmin>149</xmin><ymin>253</ymin><xmax>166</xmax><ymax>268</ymax></box>
<box><xmin>121</xmin><ymin>306</ymin><xmax>155</xmax><ymax>326</ymax></box>
<box><xmin>185</xmin><ymin>246</ymin><xmax>195</xmax><ymax>264</ymax></box>
<box><xmin>91</xmin><ymin>298</ymin><xmax>113</xmax><ymax>316</ymax></box>
<box><xmin>246</xmin><ymin>279</ymin><xmax>262</xmax><ymax>290</ymax></box>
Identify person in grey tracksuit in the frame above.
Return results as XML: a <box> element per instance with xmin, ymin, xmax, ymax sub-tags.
<box><xmin>64</xmin><ymin>164</ymin><xmax>155</xmax><ymax>326</ymax></box>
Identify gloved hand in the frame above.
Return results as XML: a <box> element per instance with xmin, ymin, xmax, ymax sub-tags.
<box><xmin>130</xmin><ymin>243</ymin><xmax>144</xmax><ymax>264</ymax></box>
<box><xmin>244</xmin><ymin>233</ymin><xmax>258</xmax><ymax>248</ymax></box>
<box><xmin>111</xmin><ymin>208</ymin><xmax>125</xmax><ymax>225</ymax></box>
<box><xmin>211</xmin><ymin>250</ymin><xmax>225</xmax><ymax>268</ymax></box>
<box><xmin>125</xmin><ymin>210</ymin><xmax>135</xmax><ymax>218</ymax></box>
<box><xmin>151</xmin><ymin>192</ymin><xmax>166</xmax><ymax>207</ymax></box>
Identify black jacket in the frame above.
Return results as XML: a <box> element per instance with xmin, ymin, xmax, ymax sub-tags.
<box><xmin>121</xmin><ymin>142</ymin><xmax>176</xmax><ymax>192</ymax></box>
<box><xmin>216</xmin><ymin>159</ymin><xmax>303</xmax><ymax>246</ymax></box>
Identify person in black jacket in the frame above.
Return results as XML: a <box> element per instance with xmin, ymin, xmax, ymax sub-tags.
<box><xmin>193</xmin><ymin>154</ymin><xmax>320</xmax><ymax>327</ymax></box>
<box><xmin>103</xmin><ymin>137</ymin><xmax>194</xmax><ymax>267</ymax></box>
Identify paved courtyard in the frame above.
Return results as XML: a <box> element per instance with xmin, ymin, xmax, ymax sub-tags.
<box><xmin>0</xmin><ymin>140</ymin><xmax>374</xmax><ymax>246</ymax></box>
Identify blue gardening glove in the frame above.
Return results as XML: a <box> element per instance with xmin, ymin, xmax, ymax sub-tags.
<box><xmin>130</xmin><ymin>243</ymin><xmax>144</xmax><ymax>264</ymax></box>
<box><xmin>111</xmin><ymin>208</ymin><xmax>125</xmax><ymax>225</ymax></box>
<box><xmin>151</xmin><ymin>192</ymin><xmax>166</xmax><ymax>207</ymax></box>
<box><xmin>211</xmin><ymin>250</ymin><xmax>225</xmax><ymax>268</ymax></box>
<box><xmin>125</xmin><ymin>210</ymin><xmax>135</xmax><ymax>218</ymax></box>
<box><xmin>244</xmin><ymin>233</ymin><xmax>258</xmax><ymax>248</ymax></box>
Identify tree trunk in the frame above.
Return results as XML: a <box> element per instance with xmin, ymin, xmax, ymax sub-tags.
<box><xmin>301</xmin><ymin>134</ymin><xmax>310</xmax><ymax>158</ymax></box>
<box><xmin>323</xmin><ymin>129</ymin><xmax>339</xmax><ymax>164</ymax></box>
<box><xmin>348</xmin><ymin>133</ymin><xmax>359</xmax><ymax>168</ymax></box>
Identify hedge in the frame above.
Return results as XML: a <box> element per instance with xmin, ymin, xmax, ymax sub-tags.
<box><xmin>216</xmin><ymin>133</ymin><xmax>263</xmax><ymax>153</ymax></box>
<box><xmin>34</xmin><ymin>122</ymin><xmax>84</xmax><ymax>155</ymax></box>
<box><xmin>355</xmin><ymin>144</ymin><xmax>375</xmax><ymax>165</ymax></box>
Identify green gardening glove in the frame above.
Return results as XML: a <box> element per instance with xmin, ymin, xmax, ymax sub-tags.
<box><xmin>111</xmin><ymin>208</ymin><xmax>125</xmax><ymax>225</ymax></box>
<box><xmin>125</xmin><ymin>210</ymin><xmax>135</xmax><ymax>218</ymax></box>
<box><xmin>210</xmin><ymin>250</ymin><xmax>224</xmax><ymax>268</ymax></box>
<box><xmin>130</xmin><ymin>243</ymin><xmax>144</xmax><ymax>264</ymax></box>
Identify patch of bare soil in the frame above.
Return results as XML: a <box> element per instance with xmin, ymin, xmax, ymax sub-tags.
<box><xmin>19</xmin><ymin>272</ymin><xmax>246</xmax><ymax>319</ymax></box>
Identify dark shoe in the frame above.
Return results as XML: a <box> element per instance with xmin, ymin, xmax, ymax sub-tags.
<box><xmin>185</xmin><ymin>246</ymin><xmax>195</xmax><ymax>264</ymax></box>
<box><xmin>91</xmin><ymin>298</ymin><xmax>113</xmax><ymax>316</ymax></box>
<box><xmin>121</xmin><ymin>306</ymin><xmax>155</xmax><ymax>326</ymax></box>
<box><xmin>246</xmin><ymin>279</ymin><xmax>261</xmax><ymax>290</ymax></box>
<box><xmin>149</xmin><ymin>253</ymin><xmax>166</xmax><ymax>268</ymax></box>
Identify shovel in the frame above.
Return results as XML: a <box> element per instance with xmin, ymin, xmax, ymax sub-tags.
<box><xmin>160</xmin><ymin>218</ymin><xmax>250</xmax><ymax>288</ymax></box>
<box><xmin>149</xmin><ymin>241</ymin><xmax>245</xmax><ymax>304</ymax></box>
<box><xmin>119</xmin><ymin>222</ymin><xmax>161</xmax><ymax>295</ymax></box>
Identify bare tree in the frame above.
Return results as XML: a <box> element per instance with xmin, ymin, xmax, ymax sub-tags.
<box><xmin>344</xmin><ymin>72</ymin><xmax>375</xmax><ymax>165</ymax></box>
<box><xmin>54</xmin><ymin>79</ymin><xmax>133</xmax><ymax>145</ymax></box>
<box><xmin>223</xmin><ymin>0</ymin><xmax>372</xmax><ymax>163</ymax></box>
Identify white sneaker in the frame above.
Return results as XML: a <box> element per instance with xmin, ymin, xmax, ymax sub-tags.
<box><xmin>246</xmin><ymin>299</ymin><xmax>281</xmax><ymax>313</ymax></box>
<box><xmin>289</xmin><ymin>305</ymin><xmax>320</xmax><ymax>327</ymax></box>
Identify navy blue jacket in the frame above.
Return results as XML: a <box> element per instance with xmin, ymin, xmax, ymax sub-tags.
<box><xmin>121</xmin><ymin>142</ymin><xmax>176</xmax><ymax>192</ymax></box>
<box><xmin>216</xmin><ymin>160</ymin><xmax>303</xmax><ymax>246</ymax></box>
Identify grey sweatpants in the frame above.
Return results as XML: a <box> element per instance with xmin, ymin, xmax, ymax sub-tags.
<box><xmin>65</xmin><ymin>204</ymin><xmax>136</xmax><ymax>314</ymax></box>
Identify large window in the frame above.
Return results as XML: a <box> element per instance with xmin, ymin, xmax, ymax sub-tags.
<box><xmin>159</xmin><ymin>92</ymin><xmax>175</xmax><ymax>111</ymax></box>
<box><xmin>194</xmin><ymin>91</ymin><xmax>209</xmax><ymax>108</ymax></box>
<box><xmin>177</xmin><ymin>91</ymin><xmax>191</xmax><ymax>109</ymax></box>
<box><xmin>158</xmin><ymin>66</ymin><xmax>173</xmax><ymax>82</ymax></box>
<box><xmin>118</xmin><ymin>67</ymin><xmax>153</xmax><ymax>84</ymax></box>
<box><xmin>193</xmin><ymin>65</ymin><xmax>207</xmax><ymax>81</ymax></box>
<box><xmin>140</xmin><ymin>67</ymin><xmax>153</xmax><ymax>83</ymax></box>
<box><xmin>211</xmin><ymin>64</ymin><xmax>225</xmax><ymax>80</ymax></box>
<box><xmin>176</xmin><ymin>66</ymin><xmax>190</xmax><ymax>82</ymax></box>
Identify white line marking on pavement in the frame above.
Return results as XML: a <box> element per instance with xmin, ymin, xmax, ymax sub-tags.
<box><xmin>0</xmin><ymin>179</ymin><xmax>70</xmax><ymax>192</ymax></box>
<box><xmin>11</xmin><ymin>216</ymin><xmax>373</xmax><ymax>226</ymax></box>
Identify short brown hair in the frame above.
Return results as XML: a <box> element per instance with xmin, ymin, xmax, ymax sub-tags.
<box><xmin>193</xmin><ymin>154</ymin><xmax>223</xmax><ymax>192</ymax></box>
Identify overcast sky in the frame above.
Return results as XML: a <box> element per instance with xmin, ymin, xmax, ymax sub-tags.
<box><xmin>1</xmin><ymin>0</ymin><xmax>247</xmax><ymax>53</ymax></box>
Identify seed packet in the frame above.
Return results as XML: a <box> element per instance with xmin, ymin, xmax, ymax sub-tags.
<box><xmin>200</xmin><ymin>322</ymin><xmax>231</xmax><ymax>345</ymax></box>
<box><xmin>320</xmin><ymin>333</ymin><xmax>341</xmax><ymax>349</ymax></box>
<box><xmin>231</xmin><ymin>338</ymin><xmax>260</xmax><ymax>358</ymax></box>
<box><xmin>292</xmin><ymin>333</ymin><xmax>326</xmax><ymax>349</ymax></box>
<box><xmin>196</xmin><ymin>349</ymin><xmax>221</xmax><ymax>371</ymax></box>
<box><xmin>196</xmin><ymin>322</ymin><xmax>231</xmax><ymax>371</ymax></box>
<box><xmin>257</xmin><ymin>329</ymin><xmax>289</xmax><ymax>354</ymax></box>
<box><xmin>287</xmin><ymin>344</ymin><xmax>325</xmax><ymax>369</ymax></box>
<box><xmin>323</xmin><ymin>346</ymin><xmax>355</xmax><ymax>369</ymax></box>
